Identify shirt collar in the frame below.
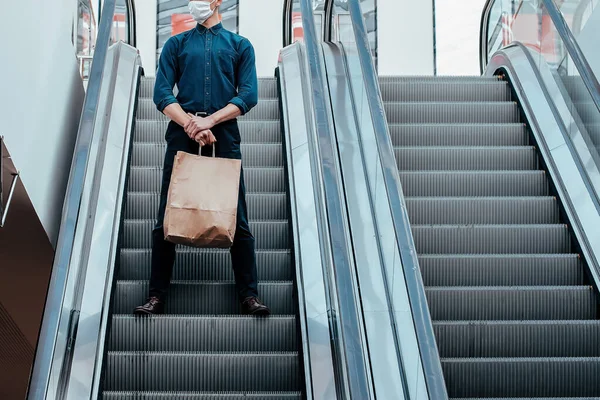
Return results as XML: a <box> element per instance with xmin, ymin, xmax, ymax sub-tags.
<box><xmin>196</xmin><ymin>22</ymin><xmax>223</xmax><ymax>35</ymax></box>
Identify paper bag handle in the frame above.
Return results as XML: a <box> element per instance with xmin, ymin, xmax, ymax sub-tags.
<box><xmin>199</xmin><ymin>144</ymin><xmax>216</xmax><ymax>158</ymax></box>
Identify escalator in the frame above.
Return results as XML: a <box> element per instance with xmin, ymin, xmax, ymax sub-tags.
<box><xmin>101</xmin><ymin>77</ymin><xmax>303</xmax><ymax>399</ymax></box>
<box><xmin>381</xmin><ymin>75</ymin><xmax>600</xmax><ymax>398</ymax></box>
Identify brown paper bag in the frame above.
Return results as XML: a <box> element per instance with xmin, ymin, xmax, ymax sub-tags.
<box><xmin>164</xmin><ymin>148</ymin><xmax>242</xmax><ymax>248</ymax></box>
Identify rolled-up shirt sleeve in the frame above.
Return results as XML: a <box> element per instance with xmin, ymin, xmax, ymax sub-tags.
<box><xmin>154</xmin><ymin>37</ymin><xmax>179</xmax><ymax>112</ymax></box>
<box><xmin>229</xmin><ymin>39</ymin><xmax>258</xmax><ymax>115</ymax></box>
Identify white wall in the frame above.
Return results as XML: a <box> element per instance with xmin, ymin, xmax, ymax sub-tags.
<box><xmin>0</xmin><ymin>0</ymin><xmax>85</xmax><ymax>246</ymax></box>
<box><xmin>436</xmin><ymin>0</ymin><xmax>486</xmax><ymax>76</ymax></box>
<box><xmin>239</xmin><ymin>0</ymin><xmax>284</xmax><ymax>77</ymax></box>
<box><xmin>137</xmin><ymin>0</ymin><xmax>158</xmax><ymax>76</ymax></box>
<box><xmin>378</xmin><ymin>0</ymin><xmax>435</xmax><ymax>76</ymax></box>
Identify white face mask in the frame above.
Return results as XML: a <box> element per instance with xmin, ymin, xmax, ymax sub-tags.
<box><xmin>188</xmin><ymin>0</ymin><xmax>216</xmax><ymax>24</ymax></box>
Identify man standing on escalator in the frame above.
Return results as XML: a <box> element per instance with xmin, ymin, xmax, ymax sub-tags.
<box><xmin>134</xmin><ymin>0</ymin><xmax>270</xmax><ymax>316</ymax></box>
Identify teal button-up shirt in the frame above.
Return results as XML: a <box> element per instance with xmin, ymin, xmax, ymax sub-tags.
<box><xmin>153</xmin><ymin>23</ymin><xmax>258</xmax><ymax>116</ymax></box>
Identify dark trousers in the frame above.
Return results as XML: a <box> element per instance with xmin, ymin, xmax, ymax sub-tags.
<box><xmin>149</xmin><ymin>120</ymin><xmax>258</xmax><ymax>302</ymax></box>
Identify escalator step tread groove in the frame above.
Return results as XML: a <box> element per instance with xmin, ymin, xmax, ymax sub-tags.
<box><xmin>103</xmin><ymin>392</ymin><xmax>302</xmax><ymax>400</ymax></box>
<box><xmin>383</xmin><ymin>75</ymin><xmax>600</xmax><ymax>397</ymax></box>
<box><xmin>104</xmin><ymin>78</ymin><xmax>301</xmax><ymax>396</ymax></box>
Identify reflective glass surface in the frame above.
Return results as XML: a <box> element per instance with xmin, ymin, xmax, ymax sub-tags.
<box><xmin>290</xmin><ymin>0</ymin><xmax>326</xmax><ymax>43</ymax></box>
<box><xmin>332</xmin><ymin>0</ymin><xmax>377</xmax><ymax>66</ymax></box>
<box><xmin>486</xmin><ymin>0</ymin><xmax>600</xmax><ymax>189</ymax></box>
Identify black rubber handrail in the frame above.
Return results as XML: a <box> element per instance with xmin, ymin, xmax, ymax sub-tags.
<box><xmin>27</xmin><ymin>1</ymin><xmax>136</xmax><ymax>398</ymax></box>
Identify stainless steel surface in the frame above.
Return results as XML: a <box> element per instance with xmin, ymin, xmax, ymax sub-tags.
<box><xmin>321</xmin><ymin>42</ymin><xmax>411</xmax><ymax>399</ymax></box>
<box><xmin>298</xmin><ymin>0</ymin><xmax>373</xmax><ymax>398</ymax></box>
<box><xmin>339</xmin><ymin>1</ymin><xmax>448</xmax><ymax>399</ymax></box>
<box><xmin>486</xmin><ymin>42</ymin><xmax>600</xmax><ymax>315</ymax></box>
<box><xmin>481</xmin><ymin>0</ymin><xmax>600</xmax><ymax>115</ymax></box>
<box><xmin>27</xmin><ymin>0</ymin><xmax>138</xmax><ymax>397</ymax></box>
<box><xmin>64</xmin><ymin>42</ymin><xmax>141</xmax><ymax>400</ymax></box>
<box><xmin>279</xmin><ymin>42</ymin><xmax>337</xmax><ymax>400</ymax></box>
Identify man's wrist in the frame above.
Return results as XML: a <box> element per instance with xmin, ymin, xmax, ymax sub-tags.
<box><xmin>207</xmin><ymin>114</ymin><xmax>218</xmax><ymax>128</ymax></box>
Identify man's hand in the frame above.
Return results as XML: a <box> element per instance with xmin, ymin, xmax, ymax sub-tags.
<box><xmin>194</xmin><ymin>129</ymin><xmax>217</xmax><ymax>147</ymax></box>
<box><xmin>185</xmin><ymin>113</ymin><xmax>215</xmax><ymax>138</ymax></box>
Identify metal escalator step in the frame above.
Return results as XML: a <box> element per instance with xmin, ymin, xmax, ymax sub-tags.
<box><xmin>123</xmin><ymin>220</ymin><xmax>289</xmax><ymax>250</ymax></box>
<box><xmin>419</xmin><ymin>254</ymin><xmax>584</xmax><ymax>286</ymax></box>
<box><xmin>441</xmin><ymin>357</ymin><xmax>600</xmax><ymax>398</ymax></box>
<box><xmin>405</xmin><ymin>197</ymin><xmax>559</xmax><ymax>224</ymax></box>
<box><xmin>103</xmin><ymin>392</ymin><xmax>302</xmax><ymax>400</ymax></box>
<box><xmin>399</xmin><ymin>171</ymin><xmax>549</xmax><ymax>197</ymax></box>
<box><xmin>384</xmin><ymin>102</ymin><xmax>520</xmax><ymax>124</ymax></box>
<box><xmin>395</xmin><ymin>147</ymin><xmax>538</xmax><ymax>171</ymax></box>
<box><xmin>380</xmin><ymin>81</ymin><xmax>511</xmax><ymax>102</ymax></box>
<box><xmin>104</xmin><ymin>352</ymin><xmax>300</xmax><ymax>392</ymax></box>
<box><xmin>128</xmin><ymin>167</ymin><xmax>285</xmax><ymax>193</ymax></box>
<box><xmin>134</xmin><ymin>121</ymin><xmax>282</xmax><ymax>144</ymax></box>
<box><xmin>138</xmin><ymin>77</ymin><xmax>278</xmax><ymax>100</ymax></box>
<box><xmin>109</xmin><ymin>315</ymin><xmax>297</xmax><ymax>352</ymax></box>
<box><xmin>434</xmin><ymin>320</ymin><xmax>600</xmax><ymax>358</ymax></box>
<box><xmin>131</xmin><ymin>143</ymin><xmax>283</xmax><ymax>167</ymax></box>
<box><xmin>412</xmin><ymin>225</ymin><xmax>571</xmax><ymax>254</ymax></box>
<box><xmin>125</xmin><ymin>192</ymin><xmax>287</xmax><ymax>221</ymax></box>
<box><xmin>119</xmin><ymin>249</ymin><xmax>292</xmax><ymax>281</ymax></box>
<box><xmin>113</xmin><ymin>281</ymin><xmax>294</xmax><ymax>314</ymax></box>
<box><xmin>379</xmin><ymin>76</ymin><xmax>502</xmax><ymax>83</ymax></box>
<box><xmin>427</xmin><ymin>286</ymin><xmax>596</xmax><ymax>320</ymax></box>
<box><xmin>389</xmin><ymin>124</ymin><xmax>528</xmax><ymax>146</ymax></box>
<box><xmin>136</xmin><ymin>99</ymin><xmax>279</xmax><ymax>121</ymax></box>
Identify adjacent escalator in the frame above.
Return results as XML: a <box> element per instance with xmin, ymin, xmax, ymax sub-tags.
<box><xmin>381</xmin><ymin>75</ymin><xmax>600</xmax><ymax>399</ymax></box>
<box><xmin>101</xmin><ymin>77</ymin><xmax>303</xmax><ymax>399</ymax></box>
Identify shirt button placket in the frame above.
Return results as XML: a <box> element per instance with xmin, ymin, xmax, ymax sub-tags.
<box><xmin>205</xmin><ymin>34</ymin><xmax>211</xmax><ymax>112</ymax></box>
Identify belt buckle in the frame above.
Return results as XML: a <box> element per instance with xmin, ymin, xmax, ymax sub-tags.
<box><xmin>195</xmin><ymin>112</ymin><xmax>209</xmax><ymax>118</ymax></box>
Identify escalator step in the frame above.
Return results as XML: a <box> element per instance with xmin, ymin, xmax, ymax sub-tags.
<box><xmin>390</xmin><ymin>124</ymin><xmax>528</xmax><ymax>146</ymax></box>
<box><xmin>399</xmin><ymin>171</ymin><xmax>549</xmax><ymax>197</ymax></box>
<box><xmin>384</xmin><ymin>102</ymin><xmax>520</xmax><ymax>124</ymax></box>
<box><xmin>119</xmin><ymin>249</ymin><xmax>292</xmax><ymax>281</ymax></box>
<box><xmin>109</xmin><ymin>315</ymin><xmax>297</xmax><ymax>352</ymax></box>
<box><xmin>138</xmin><ymin>77</ymin><xmax>278</xmax><ymax>100</ymax></box>
<box><xmin>441</xmin><ymin>357</ymin><xmax>600</xmax><ymax>398</ymax></box>
<box><xmin>379</xmin><ymin>76</ymin><xmax>502</xmax><ymax>83</ymax></box>
<box><xmin>113</xmin><ymin>281</ymin><xmax>294</xmax><ymax>315</ymax></box>
<box><xmin>434</xmin><ymin>320</ymin><xmax>600</xmax><ymax>358</ymax></box>
<box><xmin>380</xmin><ymin>81</ymin><xmax>511</xmax><ymax>102</ymax></box>
<box><xmin>412</xmin><ymin>225</ymin><xmax>571</xmax><ymax>254</ymax></box>
<box><xmin>103</xmin><ymin>392</ymin><xmax>302</xmax><ymax>400</ymax></box>
<box><xmin>419</xmin><ymin>254</ymin><xmax>584</xmax><ymax>286</ymax></box>
<box><xmin>134</xmin><ymin>121</ymin><xmax>282</xmax><ymax>144</ymax></box>
<box><xmin>395</xmin><ymin>147</ymin><xmax>537</xmax><ymax>171</ymax></box>
<box><xmin>104</xmin><ymin>352</ymin><xmax>300</xmax><ymax>392</ymax></box>
<box><xmin>136</xmin><ymin>99</ymin><xmax>279</xmax><ymax>121</ymax></box>
<box><xmin>123</xmin><ymin>220</ymin><xmax>289</xmax><ymax>250</ymax></box>
<box><xmin>128</xmin><ymin>167</ymin><xmax>285</xmax><ymax>193</ymax></box>
<box><xmin>426</xmin><ymin>286</ymin><xmax>596</xmax><ymax>320</ymax></box>
<box><xmin>405</xmin><ymin>197</ymin><xmax>559</xmax><ymax>224</ymax></box>
<box><xmin>131</xmin><ymin>143</ymin><xmax>284</xmax><ymax>167</ymax></box>
<box><xmin>125</xmin><ymin>192</ymin><xmax>287</xmax><ymax>220</ymax></box>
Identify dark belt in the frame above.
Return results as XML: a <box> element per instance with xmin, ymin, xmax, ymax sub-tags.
<box><xmin>195</xmin><ymin>111</ymin><xmax>210</xmax><ymax>117</ymax></box>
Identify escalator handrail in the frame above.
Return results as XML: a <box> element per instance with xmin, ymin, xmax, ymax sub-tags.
<box><xmin>297</xmin><ymin>0</ymin><xmax>374</xmax><ymax>397</ymax></box>
<box><xmin>340</xmin><ymin>0</ymin><xmax>450</xmax><ymax>398</ymax></box>
<box><xmin>28</xmin><ymin>1</ymin><xmax>136</xmax><ymax>398</ymax></box>
<box><xmin>480</xmin><ymin>0</ymin><xmax>600</xmax><ymax>116</ymax></box>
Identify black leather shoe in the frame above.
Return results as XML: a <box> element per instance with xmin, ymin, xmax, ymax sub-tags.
<box><xmin>242</xmin><ymin>297</ymin><xmax>271</xmax><ymax>316</ymax></box>
<box><xmin>133</xmin><ymin>297</ymin><xmax>164</xmax><ymax>315</ymax></box>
